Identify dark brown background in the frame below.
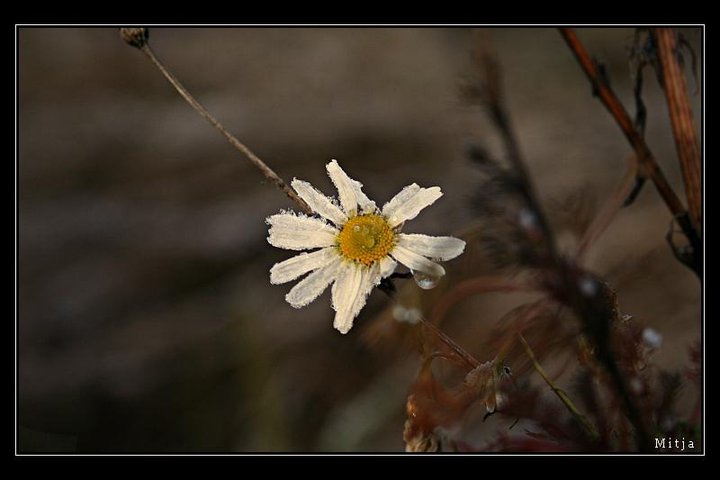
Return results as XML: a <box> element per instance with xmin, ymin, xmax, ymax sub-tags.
<box><xmin>18</xmin><ymin>27</ymin><xmax>701</xmax><ymax>452</ymax></box>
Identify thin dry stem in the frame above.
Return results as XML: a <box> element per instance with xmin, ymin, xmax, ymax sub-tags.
<box><xmin>429</xmin><ymin>277</ymin><xmax>533</xmax><ymax>326</ymax></box>
<box><xmin>420</xmin><ymin>318</ymin><xmax>480</xmax><ymax>370</ymax></box>
<box><xmin>121</xmin><ymin>29</ymin><xmax>312</xmax><ymax>215</ymax></box>
<box><xmin>654</xmin><ymin>28</ymin><xmax>702</xmax><ymax>233</ymax></box>
<box><xmin>576</xmin><ymin>158</ymin><xmax>638</xmax><ymax>259</ymax></box>
<box><xmin>518</xmin><ymin>333</ymin><xmax>599</xmax><ymax>441</ymax></box>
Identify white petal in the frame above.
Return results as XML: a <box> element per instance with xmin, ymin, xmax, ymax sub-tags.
<box><xmin>326</xmin><ymin>159</ymin><xmax>377</xmax><ymax>216</ymax></box>
<box><xmin>285</xmin><ymin>257</ymin><xmax>343</xmax><ymax>308</ymax></box>
<box><xmin>379</xmin><ymin>255</ymin><xmax>397</xmax><ymax>279</ymax></box>
<box><xmin>270</xmin><ymin>247</ymin><xmax>338</xmax><ymax>285</ymax></box>
<box><xmin>382</xmin><ymin>185</ymin><xmax>443</xmax><ymax>228</ymax></box>
<box><xmin>397</xmin><ymin>234</ymin><xmax>466</xmax><ymax>261</ymax></box>
<box><xmin>331</xmin><ymin>262</ymin><xmax>376</xmax><ymax>334</ymax></box>
<box><xmin>267</xmin><ymin>213</ymin><xmax>338</xmax><ymax>251</ymax></box>
<box><xmin>381</xmin><ymin>183</ymin><xmax>420</xmax><ymax>219</ymax></box>
<box><xmin>391</xmin><ymin>245</ymin><xmax>446</xmax><ymax>278</ymax></box>
<box><xmin>291</xmin><ymin>179</ymin><xmax>347</xmax><ymax>226</ymax></box>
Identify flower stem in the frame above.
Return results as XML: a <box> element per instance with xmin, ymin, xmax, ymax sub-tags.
<box><xmin>120</xmin><ymin>28</ymin><xmax>313</xmax><ymax>215</ymax></box>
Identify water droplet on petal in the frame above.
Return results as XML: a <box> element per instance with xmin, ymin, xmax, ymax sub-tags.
<box><xmin>412</xmin><ymin>270</ymin><xmax>439</xmax><ymax>290</ymax></box>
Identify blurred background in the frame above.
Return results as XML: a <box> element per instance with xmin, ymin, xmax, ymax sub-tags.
<box><xmin>18</xmin><ymin>27</ymin><xmax>701</xmax><ymax>452</ymax></box>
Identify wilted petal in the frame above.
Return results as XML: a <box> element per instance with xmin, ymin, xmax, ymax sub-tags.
<box><xmin>270</xmin><ymin>247</ymin><xmax>337</xmax><ymax>285</ymax></box>
<box><xmin>291</xmin><ymin>179</ymin><xmax>347</xmax><ymax>226</ymax></box>
<box><xmin>285</xmin><ymin>257</ymin><xmax>342</xmax><ymax>308</ymax></box>
<box><xmin>397</xmin><ymin>233</ymin><xmax>466</xmax><ymax>261</ymax></box>
<box><xmin>331</xmin><ymin>262</ymin><xmax>376</xmax><ymax>334</ymax></box>
<box><xmin>267</xmin><ymin>213</ymin><xmax>338</xmax><ymax>251</ymax></box>
<box><xmin>382</xmin><ymin>185</ymin><xmax>442</xmax><ymax>227</ymax></box>
<box><xmin>326</xmin><ymin>159</ymin><xmax>377</xmax><ymax>216</ymax></box>
<box><xmin>391</xmin><ymin>244</ymin><xmax>445</xmax><ymax>278</ymax></box>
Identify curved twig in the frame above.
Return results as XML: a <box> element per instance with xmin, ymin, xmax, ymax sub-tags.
<box><xmin>119</xmin><ymin>28</ymin><xmax>312</xmax><ymax>215</ymax></box>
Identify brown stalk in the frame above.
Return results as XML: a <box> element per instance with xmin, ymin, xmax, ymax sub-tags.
<box><xmin>654</xmin><ymin>28</ymin><xmax>702</xmax><ymax>233</ymax></box>
<box><xmin>119</xmin><ymin>28</ymin><xmax>313</xmax><ymax>215</ymax></box>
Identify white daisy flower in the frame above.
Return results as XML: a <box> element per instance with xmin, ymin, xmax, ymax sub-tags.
<box><xmin>267</xmin><ymin>159</ymin><xmax>466</xmax><ymax>334</ymax></box>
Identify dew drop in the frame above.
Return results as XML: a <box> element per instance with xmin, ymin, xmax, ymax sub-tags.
<box><xmin>495</xmin><ymin>392</ymin><xmax>508</xmax><ymax>410</ymax></box>
<box><xmin>578</xmin><ymin>275</ymin><xmax>598</xmax><ymax>297</ymax></box>
<box><xmin>518</xmin><ymin>208</ymin><xmax>538</xmax><ymax>231</ymax></box>
<box><xmin>412</xmin><ymin>270</ymin><xmax>439</xmax><ymax>290</ymax></box>
<box><xmin>392</xmin><ymin>304</ymin><xmax>422</xmax><ymax>324</ymax></box>
<box><xmin>642</xmin><ymin>327</ymin><xmax>662</xmax><ymax>349</ymax></box>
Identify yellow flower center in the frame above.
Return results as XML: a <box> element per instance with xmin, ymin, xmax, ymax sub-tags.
<box><xmin>337</xmin><ymin>214</ymin><xmax>395</xmax><ymax>266</ymax></box>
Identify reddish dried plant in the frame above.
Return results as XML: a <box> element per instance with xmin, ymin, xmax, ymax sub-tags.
<box><xmin>391</xmin><ymin>28</ymin><xmax>702</xmax><ymax>453</ymax></box>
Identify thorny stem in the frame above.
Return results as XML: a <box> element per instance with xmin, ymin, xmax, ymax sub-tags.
<box><xmin>518</xmin><ymin>334</ymin><xmax>599</xmax><ymax>441</ymax></box>
<box><xmin>558</xmin><ymin>28</ymin><xmax>701</xmax><ymax>278</ymax></box>
<box><xmin>119</xmin><ymin>28</ymin><xmax>313</xmax><ymax>215</ymax></box>
<box><xmin>654</xmin><ymin>28</ymin><xmax>702</xmax><ymax>234</ymax></box>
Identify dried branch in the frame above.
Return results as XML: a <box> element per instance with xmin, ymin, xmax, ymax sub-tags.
<box><xmin>558</xmin><ymin>28</ymin><xmax>701</xmax><ymax>278</ymax></box>
<box><xmin>119</xmin><ymin>27</ymin><xmax>313</xmax><ymax>215</ymax></box>
<box><xmin>558</xmin><ymin>29</ymin><xmax>681</xmax><ymax>212</ymax></box>
<box><xmin>654</xmin><ymin>28</ymin><xmax>702</xmax><ymax>233</ymax></box>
